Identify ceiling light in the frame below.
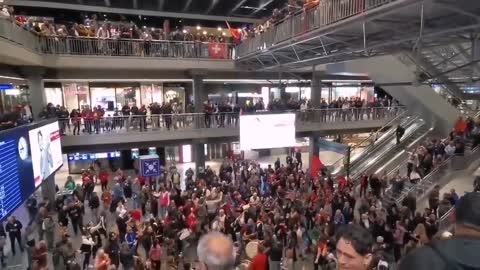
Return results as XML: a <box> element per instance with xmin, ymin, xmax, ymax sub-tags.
<box><xmin>217</xmin><ymin>27</ymin><xmax>222</xmax><ymax>31</ymax></box>
<box><xmin>103</xmin><ymin>14</ymin><xmax>107</xmax><ymax>17</ymax></box>
<box><xmin>182</xmin><ymin>29</ymin><xmax>187</xmax><ymax>34</ymax></box>
<box><xmin>222</xmin><ymin>32</ymin><xmax>226</xmax><ymax>36</ymax></box>
<box><xmin>196</xmin><ymin>25</ymin><xmax>201</xmax><ymax>30</ymax></box>
<box><xmin>203</xmin><ymin>31</ymin><xmax>207</xmax><ymax>35</ymax></box>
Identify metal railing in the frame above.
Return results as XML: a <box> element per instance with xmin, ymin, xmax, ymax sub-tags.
<box><xmin>39</xmin><ymin>37</ymin><xmax>235</xmax><ymax>59</ymax></box>
<box><xmin>329</xmin><ymin>109</ymin><xmax>409</xmax><ymax>175</ymax></box>
<box><xmin>0</xmin><ymin>18</ymin><xmax>235</xmax><ymax>59</ymax></box>
<box><xmin>237</xmin><ymin>0</ymin><xmax>395</xmax><ymax>57</ymax></box>
<box><xmin>0</xmin><ymin>17</ymin><xmax>41</xmax><ymax>52</ymax></box>
<box><xmin>438</xmin><ymin>206</ymin><xmax>455</xmax><ymax>232</ymax></box>
<box><xmin>56</xmin><ymin>107</ymin><xmax>404</xmax><ymax>136</ymax></box>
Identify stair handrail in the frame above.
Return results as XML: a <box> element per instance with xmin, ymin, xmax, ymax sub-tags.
<box><xmin>394</xmin><ymin>155</ymin><xmax>455</xmax><ymax>205</ymax></box>
<box><xmin>330</xmin><ymin>108</ymin><xmax>409</xmax><ymax>175</ymax></box>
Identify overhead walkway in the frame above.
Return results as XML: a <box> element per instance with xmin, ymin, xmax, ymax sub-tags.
<box><xmin>59</xmin><ymin>108</ymin><xmax>401</xmax><ymax>152</ymax></box>
<box><xmin>237</xmin><ymin>0</ymin><xmax>480</xmax><ymax>70</ymax></box>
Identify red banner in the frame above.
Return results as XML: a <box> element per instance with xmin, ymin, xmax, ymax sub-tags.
<box><xmin>209</xmin><ymin>43</ymin><xmax>226</xmax><ymax>59</ymax></box>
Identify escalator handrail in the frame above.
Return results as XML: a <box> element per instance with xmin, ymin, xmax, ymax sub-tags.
<box><xmin>383</xmin><ymin>127</ymin><xmax>434</xmax><ymax>184</ymax></box>
<box><xmin>349</xmin><ymin>116</ymin><xmax>420</xmax><ymax>170</ymax></box>
<box><xmin>394</xmin><ymin>155</ymin><xmax>455</xmax><ymax>205</ymax></box>
<box><xmin>349</xmin><ymin>117</ymin><xmax>424</xmax><ymax>179</ymax></box>
<box><xmin>329</xmin><ymin>109</ymin><xmax>409</xmax><ymax>173</ymax></box>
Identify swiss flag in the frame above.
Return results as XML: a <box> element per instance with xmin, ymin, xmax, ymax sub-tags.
<box><xmin>209</xmin><ymin>43</ymin><xmax>226</xmax><ymax>59</ymax></box>
<box><xmin>310</xmin><ymin>155</ymin><xmax>324</xmax><ymax>179</ymax></box>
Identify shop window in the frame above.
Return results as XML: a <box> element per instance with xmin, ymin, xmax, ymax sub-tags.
<box><xmin>45</xmin><ymin>87</ymin><xmax>63</xmax><ymax>106</ymax></box>
<box><xmin>91</xmin><ymin>87</ymin><xmax>116</xmax><ymax>112</ymax></box>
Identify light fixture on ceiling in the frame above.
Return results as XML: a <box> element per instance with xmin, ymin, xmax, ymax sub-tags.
<box><xmin>217</xmin><ymin>27</ymin><xmax>222</xmax><ymax>31</ymax></box>
<box><xmin>182</xmin><ymin>29</ymin><xmax>187</xmax><ymax>34</ymax></box>
<box><xmin>196</xmin><ymin>25</ymin><xmax>201</xmax><ymax>30</ymax></box>
<box><xmin>203</xmin><ymin>31</ymin><xmax>207</xmax><ymax>35</ymax></box>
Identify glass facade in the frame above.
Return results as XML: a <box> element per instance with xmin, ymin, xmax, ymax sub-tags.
<box><xmin>43</xmin><ymin>82</ymin><xmax>185</xmax><ymax>112</ymax></box>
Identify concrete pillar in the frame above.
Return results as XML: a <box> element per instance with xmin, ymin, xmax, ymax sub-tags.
<box><xmin>472</xmin><ymin>39</ymin><xmax>480</xmax><ymax>77</ymax></box>
<box><xmin>309</xmin><ymin>136</ymin><xmax>320</xmax><ymax>164</ymax></box>
<box><xmin>21</xmin><ymin>67</ymin><xmax>46</xmax><ymax>121</ymax></box>
<box><xmin>311</xmin><ymin>73</ymin><xmax>322</xmax><ymax>108</ymax></box>
<box><xmin>194</xmin><ymin>143</ymin><xmax>206</xmax><ymax>175</ymax></box>
<box><xmin>193</xmin><ymin>75</ymin><xmax>205</xmax><ymax>114</ymax></box>
<box><xmin>41</xmin><ymin>174</ymin><xmax>56</xmax><ymax>204</ymax></box>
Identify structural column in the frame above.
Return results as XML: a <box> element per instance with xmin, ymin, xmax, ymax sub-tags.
<box><xmin>22</xmin><ymin>67</ymin><xmax>46</xmax><ymax>121</ymax></box>
<box><xmin>193</xmin><ymin>75</ymin><xmax>205</xmax><ymax>114</ymax></box>
<box><xmin>311</xmin><ymin>72</ymin><xmax>322</xmax><ymax>108</ymax></box>
<box><xmin>309</xmin><ymin>136</ymin><xmax>320</xmax><ymax>165</ymax></box>
<box><xmin>194</xmin><ymin>142</ymin><xmax>206</xmax><ymax>175</ymax></box>
<box><xmin>41</xmin><ymin>174</ymin><xmax>56</xmax><ymax>205</ymax></box>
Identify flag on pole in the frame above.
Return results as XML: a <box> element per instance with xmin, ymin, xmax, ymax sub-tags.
<box><xmin>226</xmin><ymin>20</ymin><xmax>242</xmax><ymax>41</ymax></box>
<box><xmin>310</xmin><ymin>155</ymin><xmax>324</xmax><ymax>178</ymax></box>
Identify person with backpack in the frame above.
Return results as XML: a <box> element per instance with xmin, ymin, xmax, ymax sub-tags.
<box><xmin>399</xmin><ymin>192</ymin><xmax>480</xmax><ymax>270</ymax></box>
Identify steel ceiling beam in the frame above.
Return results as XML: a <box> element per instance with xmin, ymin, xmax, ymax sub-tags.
<box><xmin>3</xmin><ymin>0</ymin><xmax>261</xmax><ymax>23</ymax></box>
<box><xmin>251</xmin><ymin>0</ymin><xmax>275</xmax><ymax>15</ymax></box>
<box><xmin>182</xmin><ymin>0</ymin><xmax>194</xmax><ymax>12</ymax></box>
<box><xmin>257</xmin><ymin>24</ymin><xmax>480</xmax><ymax>70</ymax></box>
<box><xmin>229</xmin><ymin>0</ymin><xmax>249</xmax><ymax>15</ymax></box>
<box><xmin>158</xmin><ymin>0</ymin><xmax>165</xmax><ymax>10</ymax></box>
<box><xmin>205</xmin><ymin>0</ymin><xmax>220</xmax><ymax>14</ymax></box>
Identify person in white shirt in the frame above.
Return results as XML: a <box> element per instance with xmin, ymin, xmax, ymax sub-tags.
<box><xmin>444</xmin><ymin>140</ymin><xmax>456</xmax><ymax>157</ymax></box>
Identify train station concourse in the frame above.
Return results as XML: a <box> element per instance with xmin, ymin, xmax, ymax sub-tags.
<box><xmin>0</xmin><ymin>0</ymin><xmax>480</xmax><ymax>269</ymax></box>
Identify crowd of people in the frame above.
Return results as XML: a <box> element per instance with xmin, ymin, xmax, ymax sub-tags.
<box><xmin>0</xmin><ymin>139</ymin><xmax>460</xmax><ymax>270</ymax></box>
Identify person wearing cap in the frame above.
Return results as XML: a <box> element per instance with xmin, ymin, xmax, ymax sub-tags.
<box><xmin>399</xmin><ymin>192</ymin><xmax>480</xmax><ymax>270</ymax></box>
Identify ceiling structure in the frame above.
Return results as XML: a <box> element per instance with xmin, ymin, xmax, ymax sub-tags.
<box><xmin>235</xmin><ymin>0</ymin><xmax>480</xmax><ymax>100</ymax></box>
<box><xmin>5</xmin><ymin>0</ymin><xmax>281</xmax><ymax>24</ymax></box>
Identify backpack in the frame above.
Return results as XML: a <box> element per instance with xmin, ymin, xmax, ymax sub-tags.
<box><xmin>428</xmin><ymin>242</ymin><xmax>475</xmax><ymax>270</ymax></box>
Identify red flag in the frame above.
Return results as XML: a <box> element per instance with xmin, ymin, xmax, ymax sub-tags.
<box><xmin>226</xmin><ymin>20</ymin><xmax>241</xmax><ymax>41</ymax></box>
<box><xmin>310</xmin><ymin>155</ymin><xmax>324</xmax><ymax>178</ymax></box>
<box><xmin>209</xmin><ymin>43</ymin><xmax>226</xmax><ymax>59</ymax></box>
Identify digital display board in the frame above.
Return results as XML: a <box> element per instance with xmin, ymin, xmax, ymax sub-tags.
<box><xmin>240</xmin><ymin>114</ymin><xmax>296</xmax><ymax>150</ymax></box>
<box><xmin>29</xmin><ymin>122</ymin><xmax>63</xmax><ymax>188</ymax></box>
<box><xmin>0</xmin><ymin>125</ymin><xmax>35</xmax><ymax>220</ymax></box>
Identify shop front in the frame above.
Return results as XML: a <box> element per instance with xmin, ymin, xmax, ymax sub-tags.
<box><xmin>44</xmin><ymin>81</ymin><xmax>189</xmax><ymax>113</ymax></box>
<box><xmin>0</xmin><ymin>84</ymin><xmax>29</xmax><ymax>113</ymax></box>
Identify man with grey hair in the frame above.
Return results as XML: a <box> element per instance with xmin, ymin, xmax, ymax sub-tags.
<box><xmin>197</xmin><ymin>232</ymin><xmax>235</xmax><ymax>270</ymax></box>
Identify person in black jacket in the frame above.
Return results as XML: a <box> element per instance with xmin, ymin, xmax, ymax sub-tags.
<box><xmin>396</xmin><ymin>125</ymin><xmax>405</xmax><ymax>145</ymax></box>
<box><xmin>0</xmin><ymin>222</ymin><xmax>6</xmax><ymax>267</ymax></box>
<box><xmin>5</xmin><ymin>216</ymin><xmax>24</xmax><ymax>255</ymax></box>
<box><xmin>105</xmin><ymin>232</ymin><xmax>120</xmax><ymax>268</ymax></box>
<box><xmin>399</xmin><ymin>192</ymin><xmax>480</xmax><ymax>270</ymax></box>
<box><xmin>89</xmin><ymin>192</ymin><xmax>100</xmax><ymax>224</ymax></box>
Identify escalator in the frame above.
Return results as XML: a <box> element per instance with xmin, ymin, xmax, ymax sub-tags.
<box><xmin>330</xmin><ymin>111</ymin><xmax>411</xmax><ymax>175</ymax></box>
<box><xmin>347</xmin><ymin>116</ymin><xmax>430</xmax><ymax>180</ymax></box>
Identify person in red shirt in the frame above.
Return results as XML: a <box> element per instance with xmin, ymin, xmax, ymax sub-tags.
<box><xmin>249</xmin><ymin>244</ymin><xmax>268</xmax><ymax>270</ymax></box>
<box><xmin>99</xmin><ymin>170</ymin><xmax>109</xmax><ymax>191</ymax></box>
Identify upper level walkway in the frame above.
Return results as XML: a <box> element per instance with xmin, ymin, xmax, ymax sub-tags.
<box><xmin>0</xmin><ymin>18</ymin><xmax>236</xmax><ymax>71</ymax></box>
<box><xmin>236</xmin><ymin>0</ymin><xmax>480</xmax><ymax>71</ymax></box>
<box><xmin>59</xmin><ymin>107</ymin><xmax>404</xmax><ymax>152</ymax></box>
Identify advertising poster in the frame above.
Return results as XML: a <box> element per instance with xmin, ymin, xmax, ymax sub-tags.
<box><xmin>29</xmin><ymin>121</ymin><xmax>63</xmax><ymax>187</ymax></box>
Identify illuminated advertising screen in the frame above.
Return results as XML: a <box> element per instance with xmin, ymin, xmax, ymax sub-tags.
<box><xmin>240</xmin><ymin>113</ymin><xmax>296</xmax><ymax>150</ymax></box>
<box><xmin>29</xmin><ymin>121</ymin><xmax>63</xmax><ymax>188</ymax></box>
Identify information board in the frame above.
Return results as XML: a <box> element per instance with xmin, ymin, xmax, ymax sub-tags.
<box><xmin>139</xmin><ymin>155</ymin><xmax>161</xmax><ymax>177</ymax></box>
<box><xmin>0</xmin><ymin>125</ymin><xmax>35</xmax><ymax>221</ymax></box>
